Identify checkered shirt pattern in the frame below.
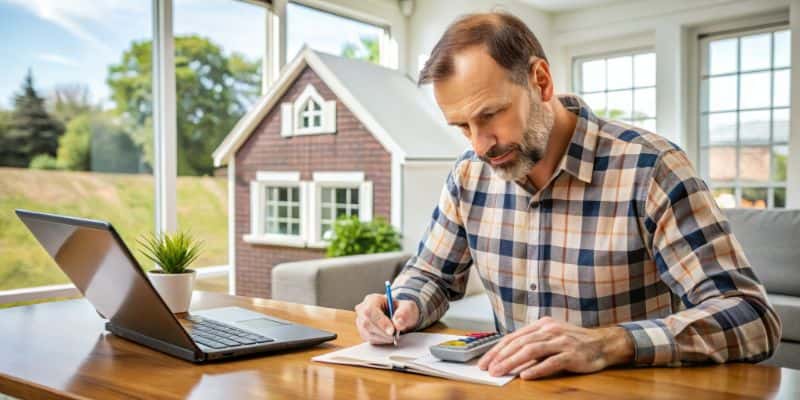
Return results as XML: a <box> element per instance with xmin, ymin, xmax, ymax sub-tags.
<box><xmin>392</xmin><ymin>94</ymin><xmax>781</xmax><ymax>366</ymax></box>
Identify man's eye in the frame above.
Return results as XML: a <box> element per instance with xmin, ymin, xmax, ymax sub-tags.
<box><xmin>479</xmin><ymin>112</ymin><xmax>495</xmax><ymax>122</ymax></box>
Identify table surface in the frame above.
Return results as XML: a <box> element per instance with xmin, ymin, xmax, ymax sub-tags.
<box><xmin>0</xmin><ymin>291</ymin><xmax>798</xmax><ymax>400</ymax></box>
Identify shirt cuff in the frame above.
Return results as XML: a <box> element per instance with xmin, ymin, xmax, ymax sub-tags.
<box><xmin>618</xmin><ymin>320</ymin><xmax>680</xmax><ymax>366</ymax></box>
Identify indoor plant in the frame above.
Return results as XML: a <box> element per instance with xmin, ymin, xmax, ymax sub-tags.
<box><xmin>138</xmin><ymin>231</ymin><xmax>202</xmax><ymax>313</ymax></box>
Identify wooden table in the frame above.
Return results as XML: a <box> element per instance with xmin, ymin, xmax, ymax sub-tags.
<box><xmin>0</xmin><ymin>291</ymin><xmax>797</xmax><ymax>399</ymax></box>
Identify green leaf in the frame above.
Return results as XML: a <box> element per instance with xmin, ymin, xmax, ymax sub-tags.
<box><xmin>137</xmin><ymin>231</ymin><xmax>203</xmax><ymax>273</ymax></box>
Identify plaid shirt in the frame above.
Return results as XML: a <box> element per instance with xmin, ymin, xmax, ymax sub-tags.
<box><xmin>392</xmin><ymin>94</ymin><xmax>781</xmax><ymax>366</ymax></box>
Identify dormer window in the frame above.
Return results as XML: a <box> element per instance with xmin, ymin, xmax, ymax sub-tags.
<box><xmin>280</xmin><ymin>83</ymin><xmax>336</xmax><ymax>137</ymax></box>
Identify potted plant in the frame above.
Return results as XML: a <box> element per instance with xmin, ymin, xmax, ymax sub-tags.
<box><xmin>138</xmin><ymin>231</ymin><xmax>202</xmax><ymax>313</ymax></box>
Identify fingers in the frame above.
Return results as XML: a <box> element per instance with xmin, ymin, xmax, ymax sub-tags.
<box><xmin>520</xmin><ymin>353</ymin><xmax>571</xmax><ymax>380</ymax></box>
<box><xmin>354</xmin><ymin>294</ymin><xmax>395</xmax><ymax>344</ymax></box>
<box><xmin>392</xmin><ymin>300</ymin><xmax>418</xmax><ymax>333</ymax></box>
<box><xmin>478</xmin><ymin>321</ymin><xmax>545</xmax><ymax>370</ymax></box>
<box><xmin>488</xmin><ymin>339</ymin><xmax>562</xmax><ymax>377</ymax></box>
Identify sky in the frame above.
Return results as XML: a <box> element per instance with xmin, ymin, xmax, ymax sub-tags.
<box><xmin>0</xmin><ymin>0</ymin><xmax>382</xmax><ymax>110</ymax></box>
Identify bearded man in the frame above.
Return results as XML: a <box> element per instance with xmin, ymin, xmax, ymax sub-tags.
<box><xmin>354</xmin><ymin>12</ymin><xmax>780</xmax><ymax>380</ymax></box>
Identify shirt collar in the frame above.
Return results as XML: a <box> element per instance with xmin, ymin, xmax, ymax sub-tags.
<box><xmin>556</xmin><ymin>94</ymin><xmax>601</xmax><ymax>184</ymax></box>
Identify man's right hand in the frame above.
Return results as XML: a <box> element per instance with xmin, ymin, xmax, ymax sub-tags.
<box><xmin>354</xmin><ymin>293</ymin><xmax>419</xmax><ymax>344</ymax></box>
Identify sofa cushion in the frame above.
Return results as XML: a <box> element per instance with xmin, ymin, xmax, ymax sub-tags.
<box><xmin>768</xmin><ymin>293</ymin><xmax>800</xmax><ymax>342</ymax></box>
<box><xmin>440</xmin><ymin>294</ymin><xmax>495</xmax><ymax>332</ymax></box>
<box><xmin>723</xmin><ymin>208</ymin><xmax>800</xmax><ymax>296</ymax></box>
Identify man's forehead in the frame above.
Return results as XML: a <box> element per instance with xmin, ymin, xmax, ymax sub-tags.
<box><xmin>433</xmin><ymin>47</ymin><xmax>513</xmax><ymax>121</ymax></box>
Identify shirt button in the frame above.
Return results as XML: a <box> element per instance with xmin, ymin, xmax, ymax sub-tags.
<box><xmin>529</xmin><ymin>282</ymin><xmax>537</xmax><ymax>290</ymax></box>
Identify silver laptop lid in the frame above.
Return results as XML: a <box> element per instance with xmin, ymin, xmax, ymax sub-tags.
<box><xmin>15</xmin><ymin>209</ymin><xmax>198</xmax><ymax>351</ymax></box>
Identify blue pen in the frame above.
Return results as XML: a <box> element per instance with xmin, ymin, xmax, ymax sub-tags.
<box><xmin>385</xmin><ymin>280</ymin><xmax>398</xmax><ymax>346</ymax></box>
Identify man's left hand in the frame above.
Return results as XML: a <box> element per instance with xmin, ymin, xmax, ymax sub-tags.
<box><xmin>477</xmin><ymin>316</ymin><xmax>634</xmax><ymax>380</ymax></box>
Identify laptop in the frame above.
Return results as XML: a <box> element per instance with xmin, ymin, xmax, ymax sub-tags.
<box><xmin>15</xmin><ymin>209</ymin><xmax>337</xmax><ymax>362</ymax></box>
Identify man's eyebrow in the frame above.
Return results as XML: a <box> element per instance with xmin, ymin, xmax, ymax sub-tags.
<box><xmin>469</xmin><ymin>102</ymin><xmax>509</xmax><ymax>119</ymax></box>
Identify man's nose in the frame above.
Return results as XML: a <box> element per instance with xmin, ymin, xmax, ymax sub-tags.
<box><xmin>471</xmin><ymin>126</ymin><xmax>496</xmax><ymax>157</ymax></box>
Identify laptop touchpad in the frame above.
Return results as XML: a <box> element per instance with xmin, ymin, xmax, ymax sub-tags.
<box><xmin>237</xmin><ymin>317</ymin><xmax>287</xmax><ymax>330</ymax></box>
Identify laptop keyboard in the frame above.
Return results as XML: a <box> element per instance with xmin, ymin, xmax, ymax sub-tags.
<box><xmin>186</xmin><ymin>316</ymin><xmax>274</xmax><ymax>349</ymax></box>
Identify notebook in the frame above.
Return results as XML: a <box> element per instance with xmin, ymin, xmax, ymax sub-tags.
<box><xmin>311</xmin><ymin>333</ymin><xmax>515</xmax><ymax>386</ymax></box>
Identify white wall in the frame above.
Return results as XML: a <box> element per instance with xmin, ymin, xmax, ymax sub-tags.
<box><xmin>401</xmin><ymin>161</ymin><xmax>454</xmax><ymax>252</ymax></box>
<box><xmin>405</xmin><ymin>0</ymin><xmax>552</xmax><ymax>82</ymax></box>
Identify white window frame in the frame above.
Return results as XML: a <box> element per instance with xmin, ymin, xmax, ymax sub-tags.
<box><xmin>697</xmin><ymin>23</ymin><xmax>790</xmax><ymax>209</ymax></box>
<box><xmin>244</xmin><ymin>171</ymin><xmax>308</xmax><ymax>247</ymax></box>
<box><xmin>307</xmin><ymin>171</ymin><xmax>373</xmax><ymax>248</ymax></box>
<box><xmin>280</xmin><ymin>83</ymin><xmax>336</xmax><ymax>137</ymax></box>
<box><xmin>572</xmin><ymin>47</ymin><xmax>657</xmax><ymax>130</ymax></box>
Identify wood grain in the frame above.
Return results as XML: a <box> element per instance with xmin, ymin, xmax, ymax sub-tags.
<box><xmin>0</xmin><ymin>291</ymin><xmax>795</xmax><ymax>399</ymax></box>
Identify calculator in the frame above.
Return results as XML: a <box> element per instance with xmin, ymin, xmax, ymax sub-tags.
<box><xmin>429</xmin><ymin>332</ymin><xmax>504</xmax><ymax>363</ymax></box>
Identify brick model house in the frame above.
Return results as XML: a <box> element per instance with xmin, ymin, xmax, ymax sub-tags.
<box><xmin>212</xmin><ymin>47</ymin><xmax>467</xmax><ymax>298</ymax></box>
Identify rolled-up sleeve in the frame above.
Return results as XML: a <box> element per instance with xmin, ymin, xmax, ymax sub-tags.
<box><xmin>391</xmin><ymin>162</ymin><xmax>473</xmax><ymax>331</ymax></box>
<box><xmin>619</xmin><ymin>149</ymin><xmax>782</xmax><ymax>366</ymax></box>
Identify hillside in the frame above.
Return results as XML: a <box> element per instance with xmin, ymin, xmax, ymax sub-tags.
<box><xmin>0</xmin><ymin>168</ymin><xmax>228</xmax><ymax>291</ymax></box>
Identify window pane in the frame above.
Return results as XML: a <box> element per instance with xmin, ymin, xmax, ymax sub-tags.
<box><xmin>278</xmin><ymin>222</ymin><xmax>288</xmax><ymax>234</ymax></box>
<box><xmin>773</xmin><ymin>108</ymin><xmax>790</xmax><ymax>142</ymax></box>
<box><xmin>278</xmin><ymin>187</ymin><xmax>288</xmax><ymax>201</ymax></box>
<box><xmin>773</xmin><ymin>69</ymin><xmax>790</xmax><ymax>107</ymax></box>
<box><xmin>322</xmin><ymin>187</ymin><xmax>332</xmax><ymax>203</ymax></box>
<box><xmin>336</xmin><ymin>207</ymin><xmax>347</xmax><ymax>218</ymax></box>
<box><xmin>581</xmin><ymin>59</ymin><xmax>606</xmax><ymax>92</ymax></box>
<box><xmin>350</xmin><ymin>188</ymin><xmax>359</xmax><ymax>204</ymax></box>
<box><xmin>712</xmin><ymin>188</ymin><xmax>736</xmax><ymax>208</ymax></box>
<box><xmin>321</xmin><ymin>206</ymin><xmax>331</xmax><ymax>220</ymax></box>
<box><xmin>634</xmin><ymin>53</ymin><xmax>656</xmax><ymax>87</ymax></box>
<box><xmin>709</xmin><ymin>38</ymin><xmax>738</xmax><ymax>75</ymax></box>
<box><xmin>606</xmin><ymin>90</ymin><xmax>632</xmax><ymax>120</ymax></box>
<box><xmin>606</xmin><ymin>56</ymin><xmax>632</xmax><ymax>90</ymax></box>
<box><xmin>709</xmin><ymin>147</ymin><xmax>737</xmax><ymax>182</ymax></box>
<box><xmin>739</xmin><ymin>72</ymin><xmax>770</xmax><ymax>109</ymax></box>
<box><xmin>774</xmin><ymin>30</ymin><xmax>791</xmax><ymax>68</ymax></box>
<box><xmin>739</xmin><ymin>110</ymin><xmax>770</xmax><ymax>144</ymax></box>
<box><xmin>313</xmin><ymin>115</ymin><xmax>321</xmax><ymax>127</ymax></box>
<box><xmin>287</xmin><ymin>2</ymin><xmax>383</xmax><ymax>64</ymax></box>
<box><xmin>741</xmin><ymin>188</ymin><xmax>768</xmax><ymax>209</ymax></box>
<box><xmin>739</xmin><ymin>147</ymin><xmax>770</xmax><ymax>182</ymax></box>
<box><xmin>582</xmin><ymin>92</ymin><xmax>606</xmax><ymax>116</ymax></box>
<box><xmin>633</xmin><ymin>88</ymin><xmax>656</xmax><ymax>118</ymax></box>
<box><xmin>278</xmin><ymin>206</ymin><xmax>287</xmax><ymax>218</ymax></box>
<box><xmin>774</xmin><ymin>145</ymin><xmax>788</xmax><ymax>182</ymax></box>
<box><xmin>267</xmin><ymin>221</ymin><xmax>277</xmax><ymax>233</ymax></box>
<box><xmin>774</xmin><ymin>187</ymin><xmax>786</xmax><ymax>208</ymax></box>
<box><xmin>707</xmin><ymin>112</ymin><xmax>737</xmax><ymax>145</ymax></box>
<box><xmin>291</xmin><ymin>187</ymin><xmax>299</xmax><ymax>201</ymax></box>
<box><xmin>290</xmin><ymin>223</ymin><xmax>299</xmax><ymax>235</ymax></box>
<box><xmin>290</xmin><ymin>205</ymin><xmax>298</xmax><ymax>218</ymax></box>
<box><xmin>740</xmin><ymin>33</ymin><xmax>771</xmax><ymax>71</ymax></box>
<box><xmin>336</xmin><ymin>188</ymin><xmax>347</xmax><ymax>204</ymax></box>
<box><xmin>708</xmin><ymin>75</ymin><xmax>737</xmax><ymax>111</ymax></box>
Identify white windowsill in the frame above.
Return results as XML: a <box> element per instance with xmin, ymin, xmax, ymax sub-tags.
<box><xmin>307</xmin><ymin>240</ymin><xmax>329</xmax><ymax>249</ymax></box>
<box><xmin>243</xmin><ymin>234</ymin><xmax>307</xmax><ymax>248</ymax></box>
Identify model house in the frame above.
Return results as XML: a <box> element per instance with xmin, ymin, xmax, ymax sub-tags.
<box><xmin>212</xmin><ymin>47</ymin><xmax>467</xmax><ymax>298</ymax></box>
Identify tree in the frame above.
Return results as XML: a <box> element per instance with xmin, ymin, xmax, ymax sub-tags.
<box><xmin>56</xmin><ymin>114</ymin><xmax>92</xmax><ymax>171</ymax></box>
<box><xmin>107</xmin><ymin>35</ymin><xmax>262</xmax><ymax>175</ymax></box>
<box><xmin>0</xmin><ymin>70</ymin><xmax>65</xmax><ymax>167</ymax></box>
<box><xmin>48</xmin><ymin>84</ymin><xmax>96</xmax><ymax>124</ymax></box>
<box><xmin>341</xmin><ymin>35</ymin><xmax>380</xmax><ymax>64</ymax></box>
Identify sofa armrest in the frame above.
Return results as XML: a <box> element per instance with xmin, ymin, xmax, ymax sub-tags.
<box><xmin>271</xmin><ymin>251</ymin><xmax>412</xmax><ymax>310</ymax></box>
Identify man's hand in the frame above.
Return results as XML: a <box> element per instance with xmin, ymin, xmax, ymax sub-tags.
<box><xmin>354</xmin><ymin>293</ymin><xmax>419</xmax><ymax>344</ymax></box>
<box><xmin>477</xmin><ymin>316</ymin><xmax>634</xmax><ymax>380</ymax></box>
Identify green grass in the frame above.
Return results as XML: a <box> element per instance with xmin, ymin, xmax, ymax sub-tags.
<box><xmin>0</xmin><ymin>167</ymin><xmax>228</xmax><ymax>291</ymax></box>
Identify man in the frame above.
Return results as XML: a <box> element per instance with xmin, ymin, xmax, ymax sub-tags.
<box><xmin>354</xmin><ymin>12</ymin><xmax>781</xmax><ymax>380</ymax></box>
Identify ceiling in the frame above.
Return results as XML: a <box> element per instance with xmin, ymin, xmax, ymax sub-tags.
<box><xmin>518</xmin><ymin>0</ymin><xmax>630</xmax><ymax>13</ymax></box>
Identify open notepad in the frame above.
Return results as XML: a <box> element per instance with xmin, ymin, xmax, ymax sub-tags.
<box><xmin>312</xmin><ymin>333</ymin><xmax>515</xmax><ymax>386</ymax></box>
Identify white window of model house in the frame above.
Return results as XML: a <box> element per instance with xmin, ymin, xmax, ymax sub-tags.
<box><xmin>309</xmin><ymin>172</ymin><xmax>373</xmax><ymax>246</ymax></box>
<box><xmin>245</xmin><ymin>172</ymin><xmax>307</xmax><ymax>247</ymax></box>
<box><xmin>574</xmin><ymin>50</ymin><xmax>657</xmax><ymax>131</ymax></box>
<box><xmin>281</xmin><ymin>84</ymin><xmax>336</xmax><ymax>136</ymax></box>
<box><xmin>699</xmin><ymin>27</ymin><xmax>790</xmax><ymax>209</ymax></box>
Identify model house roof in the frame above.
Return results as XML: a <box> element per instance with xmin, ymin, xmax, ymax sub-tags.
<box><xmin>212</xmin><ymin>47</ymin><xmax>467</xmax><ymax>167</ymax></box>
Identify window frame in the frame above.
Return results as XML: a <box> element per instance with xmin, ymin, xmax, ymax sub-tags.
<box><xmin>307</xmin><ymin>172</ymin><xmax>373</xmax><ymax>247</ymax></box>
<box><xmin>281</xmin><ymin>83</ymin><xmax>336</xmax><ymax>137</ymax></box>
<box><xmin>697</xmin><ymin>23</ymin><xmax>790</xmax><ymax>209</ymax></box>
<box><xmin>244</xmin><ymin>171</ymin><xmax>308</xmax><ymax>247</ymax></box>
<box><xmin>572</xmin><ymin>47</ymin><xmax>657</xmax><ymax>130</ymax></box>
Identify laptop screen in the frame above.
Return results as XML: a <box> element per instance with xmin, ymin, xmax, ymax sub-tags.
<box><xmin>16</xmin><ymin>210</ymin><xmax>197</xmax><ymax>351</ymax></box>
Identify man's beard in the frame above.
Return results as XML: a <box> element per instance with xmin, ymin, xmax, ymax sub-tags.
<box><xmin>479</xmin><ymin>88</ymin><xmax>555</xmax><ymax>181</ymax></box>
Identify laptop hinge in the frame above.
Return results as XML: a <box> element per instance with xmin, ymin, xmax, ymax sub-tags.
<box><xmin>106</xmin><ymin>322</ymin><xmax>205</xmax><ymax>363</ymax></box>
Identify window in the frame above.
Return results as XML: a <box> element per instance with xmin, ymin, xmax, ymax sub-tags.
<box><xmin>245</xmin><ymin>172</ymin><xmax>306</xmax><ymax>247</ymax></box>
<box><xmin>286</xmin><ymin>2</ymin><xmax>385</xmax><ymax>65</ymax></box>
<box><xmin>574</xmin><ymin>50</ymin><xmax>657</xmax><ymax>131</ymax></box>
<box><xmin>320</xmin><ymin>187</ymin><xmax>360</xmax><ymax>240</ymax></box>
<box><xmin>265</xmin><ymin>186</ymin><xmax>302</xmax><ymax>235</ymax></box>
<box><xmin>281</xmin><ymin>84</ymin><xmax>336</xmax><ymax>136</ymax></box>
<box><xmin>699</xmin><ymin>27</ymin><xmax>790</xmax><ymax>209</ymax></box>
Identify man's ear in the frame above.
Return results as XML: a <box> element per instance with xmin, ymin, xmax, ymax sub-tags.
<box><xmin>528</xmin><ymin>57</ymin><xmax>554</xmax><ymax>102</ymax></box>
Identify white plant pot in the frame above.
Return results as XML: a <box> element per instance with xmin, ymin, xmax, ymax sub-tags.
<box><xmin>147</xmin><ymin>269</ymin><xmax>196</xmax><ymax>313</ymax></box>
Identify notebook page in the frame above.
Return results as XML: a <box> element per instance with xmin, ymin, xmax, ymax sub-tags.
<box><xmin>407</xmin><ymin>354</ymin><xmax>515</xmax><ymax>386</ymax></box>
<box><xmin>312</xmin><ymin>333</ymin><xmax>458</xmax><ymax>367</ymax></box>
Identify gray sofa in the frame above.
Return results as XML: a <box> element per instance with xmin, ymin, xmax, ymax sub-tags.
<box><xmin>271</xmin><ymin>208</ymin><xmax>800</xmax><ymax>369</ymax></box>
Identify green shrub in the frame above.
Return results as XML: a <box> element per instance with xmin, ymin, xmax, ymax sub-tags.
<box><xmin>28</xmin><ymin>154</ymin><xmax>60</xmax><ymax>170</ymax></box>
<box><xmin>326</xmin><ymin>216</ymin><xmax>401</xmax><ymax>257</ymax></box>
